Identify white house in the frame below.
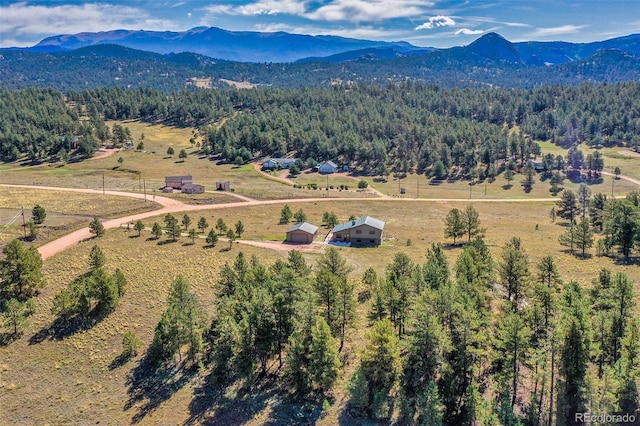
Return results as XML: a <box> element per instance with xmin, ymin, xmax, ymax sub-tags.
<box><xmin>318</xmin><ymin>161</ymin><xmax>338</xmax><ymax>174</ymax></box>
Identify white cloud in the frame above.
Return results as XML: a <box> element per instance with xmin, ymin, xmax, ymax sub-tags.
<box><xmin>204</xmin><ymin>0</ymin><xmax>308</xmax><ymax>16</ymax></box>
<box><xmin>528</xmin><ymin>24</ymin><xmax>587</xmax><ymax>38</ymax></box>
<box><xmin>415</xmin><ymin>15</ymin><xmax>456</xmax><ymax>30</ymax></box>
<box><xmin>454</xmin><ymin>28</ymin><xmax>484</xmax><ymax>36</ymax></box>
<box><xmin>0</xmin><ymin>2</ymin><xmax>180</xmax><ymax>46</ymax></box>
<box><xmin>306</xmin><ymin>0</ymin><xmax>433</xmax><ymax>23</ymax></box>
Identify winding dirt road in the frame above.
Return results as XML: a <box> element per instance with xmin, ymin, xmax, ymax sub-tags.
<box><xmin>5</xmin><ymin>172</ymin><xmax>634</xmax><ymax>260</ymax></box>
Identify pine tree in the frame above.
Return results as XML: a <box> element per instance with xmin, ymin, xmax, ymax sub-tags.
<box><xmin>462</xmin><ymin>204</ymin><xmax>483</xmax><ymax>242</ymax></box>
<box><xmin>309</xmin><ymin>317</ymin><xmax>341</xmax><ymax>394</ymax></box>
<box><xmin>574</xmin><ymin>218</ymin><xmax>594</xmax><ymax>258</ymax></box>
<box><xmin>182</xmin><ymin>214</ymin><xmax>191</xmax><ymax>230</ymax></box>
<box><xmin>133</xmin><ymin>220</ymin><xmax>144</xmax><ymax>236</ymax></box>
<box><xmin>280</xmin><ymin>204</ymin><xmax>293</xmax><ymax>224</ymax></box>
<box><xmin>444</xmin><ymin>208</ymin><xmax>465</xmax><ymax>245</ymax></box>
<box><xmin>499</xmin><ymin>237</ymin><xmax>530</xmax><ymax>312</ymax></box>
<box><xmin>197</xmin><ymin>216</ymin><xmax>209</xmax><ymax>233</ymax></box>
<box><xmin>556</xmin><ymin>189</ymin><xmax>578</xmax><ymax>222</ymax></box>
<box><xmin>151</xmin><ymin>222</ymin><xmax>162</xmax><ymax>239</ymax></box>
<box><xmin>31</xmin><ymin>204</ymin><xmax>46</xmax><ymax>225</ymax></box>
<box><xmin>88</xmin><ymin>244</ymin><xmax>106</xmax><ymax>270</ymax></box>
<box><xmin>206</xmin><ymin>228</ymin><xmax>218</xmax><ymax>247</ymax></box>
<box><xmin>89</xmin><ymin>216</ymin><xmax>105</xmax><ymax>237</ymax></box>
<box><xmin>0</xmin><ymin>239</ymin><xmax>45</xmax><ymax>302</ymax></box>
<box><xmin>494</xmin><ymin>311</ymin><xmax>532</xmax><ymax>407</ymax></box>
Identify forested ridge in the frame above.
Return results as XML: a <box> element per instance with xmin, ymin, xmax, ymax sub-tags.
<box><xmin>4</xmin><ymin>82</ymin><xmax>640</xmax><ymax>179</ymax></box>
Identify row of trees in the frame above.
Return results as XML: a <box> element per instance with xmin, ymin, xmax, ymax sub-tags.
<box><xmin>555</xmin><ymin>187</ymin><xmax>640</xmax><ymax>259</ymax></box>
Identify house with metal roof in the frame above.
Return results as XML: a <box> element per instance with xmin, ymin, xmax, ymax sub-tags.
<box><xmin>331</xmin><ymin>216</ymin><xmax>384</xmax><ymax>246</ymax></box>
<box><xmin>318</xmin><ymin>161</ymin><xmax>338</xmax><ymax>174</ymax></box>
<box><xmin>262</xmin><ymin>158</ymin><xmax>299</xmax><ymax>170</ymax></box>
<box><xmin>286</xmin><ymin>222</ymin><xmax>319</xmax><ymax>243</ymax></box>
<box><xmin>165</xmin><ymin>175</ymin><xmax>193</xmax><ymax>189</ymax></box>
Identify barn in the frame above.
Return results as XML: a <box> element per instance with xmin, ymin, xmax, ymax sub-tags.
<box><xmin>165</xmin><ymin>175</ymin><xmax>193</xmax><ymax>189</ymax></box>
<box><xmin>286</xmin><ymin>222</ymin><xmax>318</xmax><ymax>243</ymax></box>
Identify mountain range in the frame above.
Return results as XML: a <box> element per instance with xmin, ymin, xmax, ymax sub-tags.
<box><xmin>1</xmin><ymin>28</ymin><xmax>639</xmax><ymax>91</ymax></box>
<box><xmin>25</xmin><ymin>27</ymin><xmax>640</xmax><ymax>65</ymax></box>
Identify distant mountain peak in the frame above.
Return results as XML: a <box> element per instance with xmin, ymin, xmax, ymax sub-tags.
<box><xmin>466</xmin><ymin>32</ymin><xmax>521</xmax><ymax>62</ymax></box>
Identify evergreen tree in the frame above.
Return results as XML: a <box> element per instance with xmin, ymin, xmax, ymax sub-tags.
<box><xmin>206</xmin><ymin>228</ymin><xmax>218</xmax><ymax>247</ymax></box>
<box><xmin>88</xmin><ymin>244</ymin><xmax>106</xmax><ymax>271</ymax></box>
<box><xmin>499</xmin><ymin>237</ymin><xmax>530</xmax><ymax>313</ymax></box>
<box><xmin>31</xmin><ymin>204</ymin><xmax>46</xmax><ymax>225</ymax></box>
<box><xmin>133</xmin><ymin>220</ymin><xmax>144</xmax><ymax>236</ymax></box>
<box><xmin>151</xmin><ymin>222</ymin><xmax>162</xmax><ymax>239</ymax></box>
<box><xmin>494</xmin><ymin>311</ymin><xmax>532</xmax><ymax>407</ymax></box>
<box><xmin>197</xmin><ymin>216</ymin><xmax>209</xmax><ymax>233</ymax></box>
<box><xmin>309</xmin><ymin>317</ymin><xmax>341</xmax><ymax>394</ymax></box>
<box><xmin>188</xmin><ymin>228</ymin><xmax>198</xmax><ymax>244</ymax></box>
<box><xmin>574</xmin><ymin>218</ymin><xmax>594</xmax><ymax>258</ymax></box>
<box><xmin>235</xmin><ymin>220</ymin><xmax>245</xmax><ymax>238</ymax></box>
<box><xmin>350</xmin><ymin>319</ymin><xmax>400</xmax><ymax>419</ymax></box>
<box><xmin>293</xmin><ymin>209</ymin><xmax>307</xmax><ymax>224</ymax></box>
<box><xmin>226</xmin><ymin>228</ymin><xmax>236</xmax><ymax>249</ymax></box>
<box><xmin>556</xmin><ymin>190</ymin><xmax>578</xmax><ymax>223</ymax></box>
<box><xmin>0</xmin><ymin>239</ymin><xmax>45</xmax><ymax>302</ymax></box>
<box><xmin>2</xmin><ymin>298</ymin><xmax>33</xmax><ymax>336</ymax></box>
<box><xmin>461</xmin><ymin>204</ymin><xmax>483</xmax><ymax>242</ymax></box>
<box><xmin>280</xmin><ymin>204</ymin><xmax>293</xmax><ymax>224</ymax></box>
<box><xmin>444</xmin><ymin>208</ymin><xmax>465</xmax><ymax>245</ymax></box>
<box><xmin>606</xmin><ymin>200</ymin><xmax>639</xmax><ymax>258</ymax></box>
<box><xmin>182</xmin><ymin>214</ymin><xmax>191</xmax><ymax>230</ymax></box>
<box><xmin>164</xmin><ymin>213</ymin><xmax>180</xmax><ymax>241</ymax></box>
<box><xmin>215</xmin><ymin>218</ymin><xmax>227</xmax><ymax>234</ymax></box>
<box><xmin>423</xmin><ymin>243</ymin><xmax>450</xmax><ymax>291</ymax></box>
<box><xmin>89</xmin><ymin>217</ymin><xmax>105</xmax><ymax>237</ymax></box>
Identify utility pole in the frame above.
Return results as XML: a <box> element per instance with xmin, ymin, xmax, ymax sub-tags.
<box><xmin>21</xmin><ymin>207</ymin><xmax>26</xmax><ymax>239</ymax></box>
<box><xmin>143</xmin><ymin>179</ymin><xmax>147</xmax><ymax>202</ymax></box>
<box><xmin>612</xmin><ymin>176</ymin><xmax>615</xmax><ymax>196</ymax></box>
<box><xmin>417</xmin><ymin>179</ymin><xmax>419</xmax><ymax>199</ymax></box>
<box><xmin>102</xmin><ymin>171</ymin><xmax>105</xmax><ymax>195</ymax></box>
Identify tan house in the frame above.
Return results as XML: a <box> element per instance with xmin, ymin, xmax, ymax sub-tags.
<box><xmin>286</xmin><ymin>222</ymin><xmax>318</xmax><ymax>243</ymax></box>
<box><xmin>331</xmin><ymin>216</ymin><xmax>384</xmax><ymax>246</ymax></box>
<box><xmin>165</xmin><ymin>175</ymin><xmax>193</xmax><ymax>189</ymax></box>
<box><xmin>181</xmin><ymin>183</ymin><xmax>205</xmax><ymax>194</ymax></box>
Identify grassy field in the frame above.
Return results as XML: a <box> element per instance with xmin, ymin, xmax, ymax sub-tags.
<box><xmin>0</xmin><ymin>187</ymin><xmax>159</xmax><ymax>249</ymax></box>
<box><xmin>2</xmin><ymin>196</ymin><xmax>640</xmax><ymax>424</ymax></box>
<box><xmin>2</xmin><ymin>121</ymin><xmax>640</xmax><ymax>425</ymax></box>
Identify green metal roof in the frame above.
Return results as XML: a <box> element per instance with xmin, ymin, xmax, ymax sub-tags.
<box><xmin>332</xmin><ymin>216</ymin><xmax>384</xmax><ymax>233</ymax></box>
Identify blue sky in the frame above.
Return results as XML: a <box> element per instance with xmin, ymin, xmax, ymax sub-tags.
<box><xmin>1</xmin><ymin>0</ymin><xmax>639</xmax><ymax>48</ymax></box>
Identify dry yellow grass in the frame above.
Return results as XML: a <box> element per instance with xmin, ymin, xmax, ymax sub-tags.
<box><xmin>1</xmin><ymin>198</ymin><xmax>640</xmax><ymax>425</ymax></box>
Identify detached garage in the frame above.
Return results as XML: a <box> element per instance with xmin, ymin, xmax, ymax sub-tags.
<box><xmin>286</xmin><ymin>222</ymin><xmax>319</xmax><ymax>244</ymax></box>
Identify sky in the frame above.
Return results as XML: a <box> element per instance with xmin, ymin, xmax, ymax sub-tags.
<box><xmin>1</xmin><ymin>0</ymin><xmax>639</xmax><ymax>48</ymax></box>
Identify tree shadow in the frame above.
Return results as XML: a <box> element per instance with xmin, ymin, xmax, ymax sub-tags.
<box><xmin>186</xmin><ymin>370</ymin><xmax>323</xmax><ymax>426</ymax></box>
<box><xmin>109</xmin><ymin>353</ymin><xmax>131</xmax><ymax>370</ymax></box>
<box><xmin>0</xmin><ymin>331</ymin><xmax>20</xmax><ymax>347</ymax></box>
<box><xmin>157</xmin><ymin>239</ymin><xmax>179</xmax><ymax>246</ymax></box>
<box><xmin>124</xmin><ymin>353</ymin><xmax>195</xmax><ymax>424</ymax></box>
<box><xmin>29</xmin><ymin>310</ymin><xmax>109</xmax><ymax>344</ymax></box>
<box><xmin>128</xmin><ymin>234</ymin><xmax>141</xmax><ymax>239</ymax></box>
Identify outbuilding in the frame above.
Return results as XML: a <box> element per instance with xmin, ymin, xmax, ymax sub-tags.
<box><xmin>181</xmin><ymin>183</ymin><xmax>205</xmax><ymax>194</ymax></box>
<box><xmin>286</xmin><ymin>222</ymin><xmax>318</xmax><ymax>243</ymax></box>
<box><xmin>216</xmin><ymin>180</ymin><xmax>231</xmax><ymax>191</ymax></box>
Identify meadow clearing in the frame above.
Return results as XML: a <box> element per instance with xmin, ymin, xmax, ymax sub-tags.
<box><xmin>1</xmin><ymin>122</ymin><xmax>640</xmax><ymax>424</ymax></box>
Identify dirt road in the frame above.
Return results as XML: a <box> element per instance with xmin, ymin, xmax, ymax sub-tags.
<box><xmin>7</xmin><ymin>175</ymin><xmax>631</xmax><ymax>260</ymax></box>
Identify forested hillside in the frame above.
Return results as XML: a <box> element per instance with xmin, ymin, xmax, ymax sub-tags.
<box><xmin>4</xmin><ymin>82</ymin><xmax>634</xmax><ymax>178</ymax></box>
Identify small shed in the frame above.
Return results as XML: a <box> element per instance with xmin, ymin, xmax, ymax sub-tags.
<box><xmin>216</xmin><ymin>181</ymin><xmax>231</xmax><ymax>191</ymax></box>
<box><xmin>162</xmin><ymin>187</ymin><xmax>174</xmax><ymax>193</ymax></box>
<box><xmin>181</xmin><ymin>183</ymin><xmax>205</xmax><ymax>194</ymax></box>
<box><xmin>286</xmin><ymin>222</ymin><xmax>318</xmax><ymax>243</ymax></box>
<box><xmin>319</xmin><ymin>161</ymin><xmax>338</xmax><ymax>174</ymax></box>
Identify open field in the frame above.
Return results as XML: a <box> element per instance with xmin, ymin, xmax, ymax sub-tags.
<box><xmin>2</xmin><ymin>194</ymin><xmax>640</xmax><ymax>424</ymax></box>
<box><xmin>2</xmin><ymin>121</ymin><xmax>640</xmax><ymax>425</ymax></box>
<box><xmin>0</xmin><ymin>187</ymin><xmax>159</xmax><ymax>249</ymax></box>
